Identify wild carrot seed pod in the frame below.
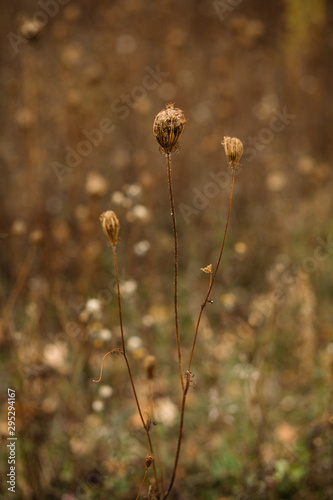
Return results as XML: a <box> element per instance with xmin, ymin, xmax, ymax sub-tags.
<box><xmin>144</xmin><ymin>355</ymin><xmax>156</xmax><ymax>380</ymax></box>
<box><xmin>99</xmin><ymin>210</ymin><xmax>120</xmax><ymax>246</ymax></box>
<box><xmin>153</xmin><ymin>103</ymin><xmax>186</xmax><ymax>154</ymax></box>
<box><xmin>222</xmin><ymin>136</ymin><xmax>243</xmax><ymax>168</ymax></box>
<box><xmin>145</xmin><ymin>454</ymin><xmax>154</xmax><ymax>469</ymax></box>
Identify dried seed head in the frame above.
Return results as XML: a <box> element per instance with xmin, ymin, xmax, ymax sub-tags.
<box><xmin>200</xmin><ymin>264</ymin><xmax>212</xmax><ymax>274</ymax></box>
<box><xmin>144</xmin><ymin>355</ymin><xmax>156</xmax><ymax>380</ymax></box>
<box><xmin>99</xmin><ymin>210</ymin><xmax>119</xmax><ymax>246</ymax></box>
<box><xmin>222</xmin><ymin>136</ymin><xmax>243</xmax><ymax>169</ymax></box>
<box><xmin>145</xmin><ymin>454</ymin><xmax>154</xmax><ymax>469</ymax></box>
<box><xmin>153</xmin><ymin>103</ymin><xmax>186</xmax><ymax>154</ymax></box>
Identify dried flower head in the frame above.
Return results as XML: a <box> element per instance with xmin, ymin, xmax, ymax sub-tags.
<box><xmin>145</xmin><ymin>454</ymin><xmax>154</xmax><ymax>469</ymax></box>
<box><xmin>144</xmin><ymin>355</ymin><xmax>156</xmax><ymax>380</ymax></box>
<box><xmin>153</xmin><ymin>103</ymin><xmax>186</xmax><ymax>154</ymax></box>
<box><xmin>99</xmin><ymin>210</ymin><xmax>119</xmax><ymax>246</ymax></box>
<box><xmin>222</xmin><ymin>136</ymin><xmax>243</xmax><ymax>169</ymax></box>
<box><xmin>200</xmin><ymin>264</ymin><xmax>212</xmax><ymax>274</ymax></box>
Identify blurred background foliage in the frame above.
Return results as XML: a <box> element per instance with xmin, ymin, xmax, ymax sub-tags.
<box><xmin>0</xmin><ymin>0</ymin><xmax>333</xmax><ymax>499</ymax></box>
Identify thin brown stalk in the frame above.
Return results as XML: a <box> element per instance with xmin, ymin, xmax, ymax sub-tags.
<box><xmin>163</xmin><ymin>168</ymin><xmax>236</xmax><ymax>499</ymax></box>
<box><xmin>149</xmin><ymin>379</ymin><xmax>165</xmax><ymax>491</ymax></box>
<box><xmin>136</xmin><ymin>468</ymin><xmax>148</xmax><ymax>500</ymax></box>
<box><xmin>188</xmin><ymin>168</ymin><xmax>235</xmax><ymax>374</ymax></box>
<box><xmin>112</xmin><ymin>245</ymin><xmax>126</xmax><ymax>354</ymax></box>
<box><xmin>111</xmin><ymin>245</ymin><xmax>161</xmax><ymax>497</ymax></box>
<box><xmin>166</xmin><ymin>153</ymin><xmax>185</xmax><ymax>393</ymax></box>
<box><xmin>162</xmin><ymin>377</ymin><xmax>190</xmax><ymax>500</ymax></box>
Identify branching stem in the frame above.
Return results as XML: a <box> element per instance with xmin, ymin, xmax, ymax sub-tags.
<box><xmin>163</xmin><ymin>168</ymin><xmax>236</xmax><ymax>499</ymax></box>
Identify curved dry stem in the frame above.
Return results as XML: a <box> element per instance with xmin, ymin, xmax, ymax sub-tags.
<box><xmin>93</xmin><ymin>347</ymin><xmax>160</xmax><ymax>494</ymax></box>
<box><xmin>92</xmin><ymin>349</ymin><xmax>122</xmax><ymax>383</ymax></box>
<box><xmin>166</xmin><ymin>153</ymin><xmax>185</xmax><ymax>393</ymax></box>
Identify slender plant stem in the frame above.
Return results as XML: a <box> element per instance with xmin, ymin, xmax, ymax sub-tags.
<box><xmin>136</xmin><ymin>468</ymin><xmax>148</xmax><ymax>500</ymax></box>
<box><xmin>162</xmin><ymin>378</ymin><xmax>190</xmax><ymax>500</ymax></box>
<box><xmin>112</xmin><ymin>245</ymin><xmax>126</xmax><ymax>355</ymax></box>
<box><xmin>111</xmin><ymin>245</ymin><xmax>160</xmax><ymax>497</ymax></box>
<box><xmin>166</xmin><ymin>153</ymin><xmax>185</xmax><ymax>393</ymax></box>
<box><xmin>188</xmin><ymin>168</ymin><xmax>235</xmax><ymax>374</ymax></box>
<box><xmin>149</xmin><ymin>379</ymin><xmax>165</xmax><ymax>491</ymax></box>
<box><xmin>163</xmin><ymin>168</ymin><xmax>236</xmax><ymax>499</ymax></box>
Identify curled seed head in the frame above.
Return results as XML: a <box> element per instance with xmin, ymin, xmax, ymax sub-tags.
<box><xmin>222</xmin><ymin>136</ymin><xmax>243</xmax><ymax>169</ymax></box>
<box><xmin>99</xmin><ymin>210</ymin><xmax>120</xmax><ymax>246</ymax></box>
<box><xmin>145</xmin><ymin>454</ymin><xmax>154</xmax><ymax>469</ymax></box>
<box><xmin>153</xmin><ymin>103</ymin><xmax>186</xmax><ymax>154</ymax></box>
<box><xmin>144</xmin><ymin>355</ymin><xmax>156</xmax><ymax>380</ymax></box>
<box><xmin>200</xmin><ymin>264</ymin><xmax>212</xmax><ymax>274</ymax></box>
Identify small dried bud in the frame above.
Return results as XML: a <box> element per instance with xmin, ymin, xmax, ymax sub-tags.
<box><xmin>153</xmin><ymin>103</ymin><xmax>186</xmax><ymax>154</ymax></box>
<box><xmin>200</xmin><ymin>264</ymin><xmax>212</xmax><ymax>274</ymax></box>
<box><xmin>144</xmin><ymin>355</ymin><xmax>156</xmax><ymax>380</ymax></box>
<box><xmin>99</xmin><ymin>211</ymin><xmax>119</xmax><ymax>246</ymax></box>
<box><xmin>222</xmin><ymin>136</ymin><xmax>243</xmax><ymax>168</ymax></box>
<box><xmin>145</xmin><ymin>454</ymin><xmax>154</xmax><ymax>469</ymax></box>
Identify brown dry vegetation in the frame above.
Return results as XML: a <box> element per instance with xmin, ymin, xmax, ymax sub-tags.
<box><xmin>0</xmin><ymin>1</ymin><xmax>333</xmax><ymax>499</ymax></box>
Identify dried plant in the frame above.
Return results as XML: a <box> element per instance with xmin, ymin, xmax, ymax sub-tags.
<box><xmin>94</xmin><ymin>103</ymin><xmax>243</xmax><ymax>498</ymax></box>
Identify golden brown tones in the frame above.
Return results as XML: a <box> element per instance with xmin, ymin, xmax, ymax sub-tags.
<box><xmin>222</xmin><ymin>136</ymin><xmax>244</xmax><ymax>168</ymax></box>
<box><xmin>144</xmin><ymin>355</ymin><xmax>157</xmax><ymax>380</ymax></box>
<box><xmin>153</xmin><ymin>103</ymin><xmax>186</xmax><ymax>154</ymax></box>
<box><xmin>99</xmin><ymin>210</ymin><xmax>120</xmax><ymax>246</ymax></box>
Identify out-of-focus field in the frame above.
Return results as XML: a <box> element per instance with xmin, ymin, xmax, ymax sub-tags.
<box><xmin>0</xmin><ymin>1</ymin><xmax>333</xmax><ymax>499</ymax></box>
